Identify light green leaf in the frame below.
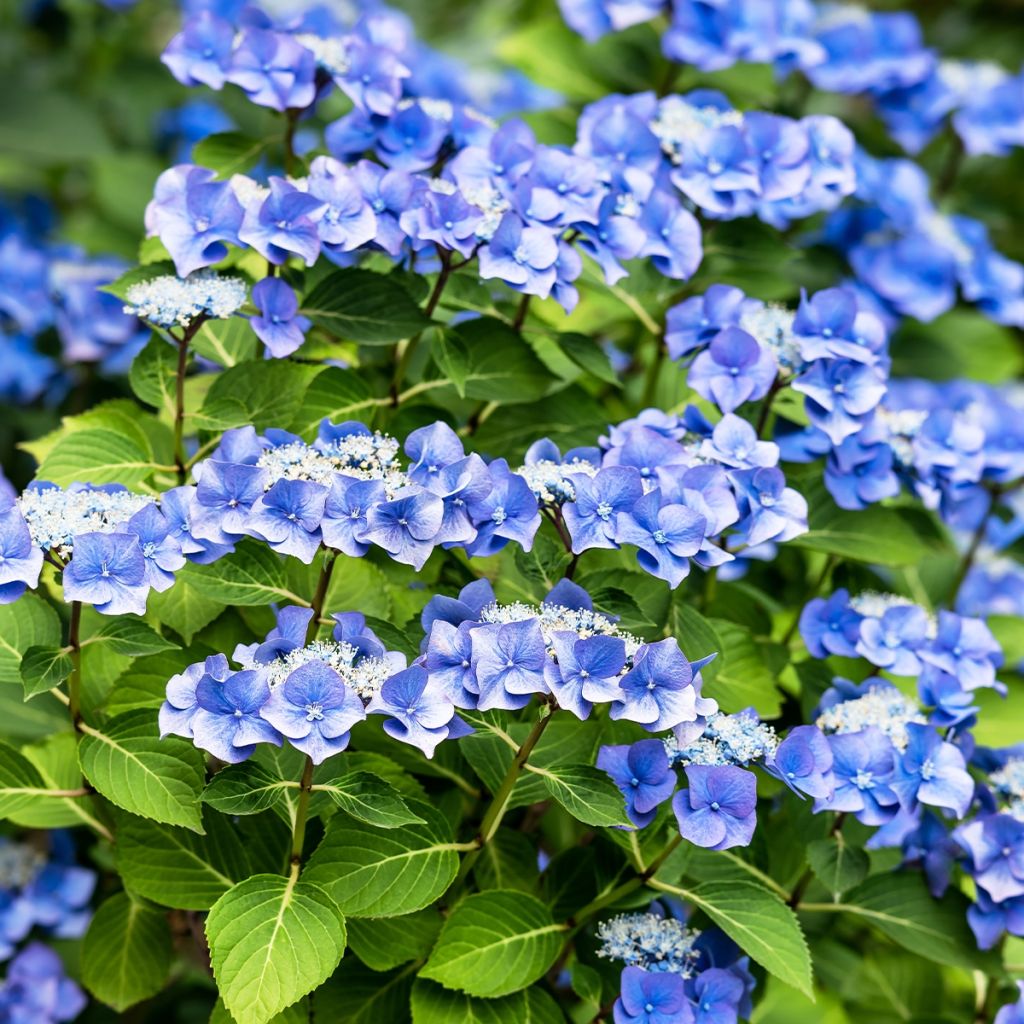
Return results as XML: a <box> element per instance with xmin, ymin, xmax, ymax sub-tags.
<box><xmin>556</xmin><ymin>331</ymin><xmax>620</xmax><ymax>385</ymax></box>
<box><xmin>657</xmin><ymin>879</ymin><xmax>813</xmax><ymax>997</ymax></box>
<box><xmin>0</xmin><ymin>595</ymin><xmax>62</xmax><ymax>685</ymax></box>
<box><xmin>129</xmin><ymin>334</ymin><xmax>178</xmax><ymax>415</ymax></box>
<box><xmin>288</xmin><ymin>367</ymin><xmax>381</xmax><ymax>438</ymax></box>
<box><xmin>203</xmin><ymin>762</ymin><xmax>297</xmax><ymax>819</ymax></box>
<box><xmin>179</xmin><ymin>541</ymin><xmax>302</xmax><ymax>606</ymax></box>
<box><xmin>302</xmin><ymin>268</ymin><xmax>430</xmax><ymax>344</ymax></box>
<box><xmin>88</xmin><ymin>618</ymin><xmax>179</xmax><ymax>657</ymax></box>
<box><xmin>346</xmin><ymin>909</ymin><xmax>443</xmax><ymax>971</ymax></box>
<box><xmin>206</xmin><ymin>873</ymin><xmax>347</xmax><ymax>1024</ymax></box>
<box><xmin>78</xmin><ymin>709</ymin><xmax>207</xmax><ymax>832</ymax></box>
<box><xmin>420</xmin><ymin>890</ymin><xmax>565</xmax><ymax>998</ymax></box>
<box><xmin>192</xmin><ymin>316</ymin><xmax>260</xmax><ymax>367</ymax></box>
<box><xmin>107</xmin><ymin>649</ymin><xmax>205</xmax><ymax>716</ymax></box>
<box><xmin>81</xmin><ymin>893</ymin><xmax>172</xmax><ymax>1012</ymax></box>
<box><xmin>0</xmin><ymin>740</ymin><xmax>55</xmax><ymax>819</ymax></box>
<box><xmin>115</xmin><ymin>811</ymin><xmax>251</xmax><ymax>910</ymax></box>
<box><xmin>310</xmin><ymin>771</ymin><xmax>425</xmax><ymax>828</ymax></box>
<box><xmin>790</xmin><ymin>505</ymin><xmax>938</xmax><ymax>567</ymax></box>
<box><xmin>34</xmin><ymin>428</ymin><xmax>157</xmax><ymax>488</ymax></box>
<box><xmin>303</xmin><ymin>801</ymin><xmax>462</xmax><ymax>917</ymax></box>
<box><xmin>535</xmin><ymin>763</ymin><xmax>631</xmax><ymax>827</ymax></box>
<box><xmin>194</xmin><ymin>361</ymin><xmax>320</xmax><ymax>433</ymax></box>
<box><xmin>19</xmin><ymin>645</ymin><xmax>73</xmax><ymax>699</ymax></box>
<box><xmin>148</xmin><ymin>579</ymin><xmax>225</xmax><ymax>644</ymax></box>
<box><xmin>6</xmin><ymin>734</ymin><xmax>99</xmax><ymax>830</ymax></box>
<box><xmin>192</xmin><ymin>132</ymin><xmax>270</xmax><ymax>179</ymax></box>
<box><xmin>806</xmin><ymin>835</ymin><xmax>869</xmax><ymax>898</ymax></box>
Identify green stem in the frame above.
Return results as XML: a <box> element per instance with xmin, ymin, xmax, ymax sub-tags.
<box><xmin>286</xmin><ymin>756</ymin><xmax>315</xmax><ymax>876</ymax></box>
<box><xmin>755</xmin><ymin>375</ymin><xmax>784</xmax><ymax>438</ymax></box>
<box><xmin>173</xmin><ymin>316</ymin><xmax>205</xmax><ymax>484</ymax></box>
<box><xmin>68</xmin><ymin>601</ymin><xmax>83</xmax><ymax>729</ymax></box>
<box><xmin>642</xmin><ymin>339</ymin><xmax>666</xmax><ymax>408</ymax></box>
<box><xmin>512</xmin><ymin>294</ymin><xmax>531</xmax><ymax>331</ymax></box>
<box><xmin>305</xmin><ymin>550</ymin><xmax>336</xmax><ymax>644</ymax></box>
<box><xmin>451</xmin><ymin>708</ymin><xmax>555</xmax><ymax>889</ymax></box>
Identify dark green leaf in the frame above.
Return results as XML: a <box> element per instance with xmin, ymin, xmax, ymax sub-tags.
<box><xmin>346</xmin><ymin>910</ymin><xmax>443</xmax><ymax>971</ymax></box>
<box><xmin>310</xmin><ymin>770</ymin><xmax>425</xmax><ymax>828</ymax></box>
<box><xmin>303</xmin><ymin>268</ymin><xmax>430</xmax><ymax>344</ymax></box>
<box><xmin>806</xmin><ymin>835</ymin><xmax>869</xmax><ymax>897</ymax></box>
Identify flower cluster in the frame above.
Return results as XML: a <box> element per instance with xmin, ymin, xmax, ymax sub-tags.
<box><xmin>824</xmin><ymin>150</ymin><xmax>1024</xmax><ymax>328</ymax></box>
<box><xmin>122</xmin><ymin>270</ymin><xmax>247</xmax><ymax>329</ymax></box>
<box><xmin>558</xmin><ymin>1</ymin><xmax>1024</xmax><ymax>161</ymax></box>
<box><xmin>186</xmin><ymin>419</ymin><xmax>540</xmax><ymax>568</ymax></box>
<box><xmin>801</xmin><ymin>589</ymin><xmax>1004</xmax><ymax>722</ymax></box>
<box><xmin>0</xmin><ymin>835</ymin><xmax>92</xmax><ymax>1024</ymax></box>
<box><xmin>597</xmin><ymin>906</ymin><xmax>754</xmax><ymax>1024</ymax></box>
<box><xmin>601</xmin><ymin>707</ymin><xmax>834</xmax><ymax>848</ymax></box>
<box><xmin>421</xmin><ymin>578</ymin><xmax>716</xmax><ymax>725</ymax></box>
<box><xmin>0</xmin><ymin>836</ymin><xmax>94</xmax><ymax>960</ymax></box>
<box><xmin>0</xmin><ymin>200</ymin><xmax>147</xmax><ymax>402</ymax></box>
<box><xmin>520</xmin><ymin>412</ymin><xmax>808</xmax><ymax>588</ymax></box>
<box><xmin>161</xmin><ymin>604</ymin><xmax>467</xmax><ymax>761</ymax></box>
<box><xmin>0</xmin><ymin>483</ymin><xmax>186</xmax><ymax>614</ymax></box>
<box><xmin>669</xmin><ymin>283</ymin><xmax>889</xmax><ymax>450</ymax></box>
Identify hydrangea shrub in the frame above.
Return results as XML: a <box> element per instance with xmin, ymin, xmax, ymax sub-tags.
<box><xmin>2</xmin><ymin>0</ymin><xmax>1024</xmax><ymax>1021</ymax></box>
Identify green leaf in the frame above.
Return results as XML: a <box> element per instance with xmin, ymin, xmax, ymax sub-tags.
<box><xmin>0</xmin><ymin>740</ymin><xmax>54</xmax><ymax>819</ymax></box>
<box><xmin>5</xmin><ymin>734</ymin><xmax>97</xmax><ymax>829</ymax></box>
<box><xmin>556</xmin><ymin>331</ymin><xmax>620</xmax><ymax>385</ymax></box>
<box><xmin>179</xmin><ymin>541</ymin><xmax>301</xmax><ymax>606</ymax></box>
<box><xmin>129</xmin><ymin>334</ymin><xmax>177</xmax><ymax>414</ymax></box>
<box><xmin>195</xmin><ymin>361</ymin><xmax>320</xmax><ymax>432</ymax></box>
<box><xmin>420</xmin><ymin>890</ymin><xmax>565</xmax><ymax>998</ymax></box>
<box><xmin>806</xmin><ymin>835</ymin><xmax>869</xmax><ymax>897</ymax></box>
<box><xmin>346</xmin><ymin>909</ymin><xmax>443</xmax><ymax>971</ymax></box>
<box><xmin>791</xmin><ymin>505</ymin><xmax>936</xmax><ymax>567</ymax></box>
<box><xmin>411</xmin><ymin>979</ymin><xmax>565</xmax><ymax>1023</ymax></box>
<box><xmin>107</xmin><ymin>650</ymin><xmax>207</xmax><ymax>716</ymax></box>
<box><xmin>302</xmin><ymin>268</ymin><xmax>430</xmax><ymax>344</ymax></box>
<box><xmin>289</xmin><ymin>367</ymin><xmax>380</xmax><ymax>438</ymax></box>
<box><xmin>35</xmin><ymin>428</ymin><xmax>156</xmax><ymax>488</ymax></box>
<box><xmin>19</xmin><ymin>645</ymin><xmax>73</xmax><ymax>699</ymax></box>
<box><xmin>438</xmin><ymin>318</ymin><xmax>554</xmax><ymax>403</ymax></box>
<box><xmin>473</xmin><ymin>829</ymin><xmax>538</xmax><ymax>894</ymax></box>
<box><xmin>0</xmin><ymin>594</ymin><xmax>62</xmax><ymax>685</ymax></box>
<box><xmin>303</xmin><ymin>801</ymin><xmax>462</xmax><ymax>917</ymax></box>
<box><xmin>836</xmin><ymin>873</ymin><xmax>998</xmax><ymax>971</ymax></box>
<box><xmin>192</xmin><ymin>132</ymin><xmax>270</xmax><ymax>179</ymax></box>
<box><xmin>192</xmin><ymin>316</ymin><xmax>260</xmax><ymax>367</ymax></box>
<box><xmin>81</xmin><ymin>893</ymin><xmax>172</xmax><ymax>1012</ymax></box>
<box><xmin>88</xmin><ymin>618</ymin><xmax>179</xmax><ymax>657</ymax></box>
<box><xmin>665</xmin><ymin>879</ymin><xmax>813</xmax><ymax>997</ymax></box>
<box><xmin>202</xmin><ymin>762</ymin><xmax>297</xmax><ymax>818</ymax></box>
<box><xmin>115</xmin><ymin>811</ymin><xmax>251</xmax><ymax>910</ymax></box>
<box><xmin>311</xmin><ymin>771</ymin><xmax>425</xmax><ymax>828</ymax></box>
<box><xmin>706</xmin><ymin>618</ymin><xmax>784</xmax><ymax>717</ymax></box>
<box><xmin>314</xmin><ymin>960</ymin><xmax>416</xmax><ymax>1023</ymax></box>
<box><xmin>78</xmin><ymin>709</ymin><xmax>207</xmax><ymax>832</ymax></box>
<box><xmin>535</xmin><ymin>763</ymin><xmax>631</xmax><ymax>827</ymax></box>
<box><xmin>206</xmin><ymin>873</ymin><xmax>347</xmax><ymax>1024</ymax></box>
<box><xmin>148</xmin><ymin>579</ymin><xmax>225</xmax><ymax>644</ymax></box>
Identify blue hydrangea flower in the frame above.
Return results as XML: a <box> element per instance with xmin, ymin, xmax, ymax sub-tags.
<box><xmin>768</xmin><ymin>725</ymin><xmax>834</xmax><ymax>799</ymax></box>
<box><xmin>856</xmin><ymin>604</ymin><xmax>929</xmax><ymax>675</ymax></box>
<box><xmin>673</xmin><ymin>764</ymin><xmax>757</xmax><ymax>851</ymax></box>
<box><xmin>465</xmin><ymin>459</ymin><xmax>541</xmax><ymax>558</ymax></box>
<box><xmin>692</xmin><ymin>966</ymin><xmax>746</xmax><ymax>1024</ymax></box>
<box><xmin>0</xmin><ymin>942</ymin><xmax>87</xmax><ymax>1023</ymax></box>
<box><xmin>469</xmin><ymin>619</ymin><xmax>549</xmax><ymax>712</ymax></box>
<box><xmin>320</xmin><ymin>478</ymin><xmax>385</xmax><ymax>558</ymax></box>
<box><xmin>793</xmin><ymin>359</ymin><xmax>887</xmax><ymax>444</ymax></box>
<box><xmin>699</xmin><ymin>415</ymin><xmax>779</xmax><ymax>470</ymax></box>
<box><xmin>956</xmin><ymin>814</ymin><xmax>1024</xmax><ymax>903</ymax></box>
<box><xmin>546</xmin><ymin>632</ymin><xmax>627</xmax><ymax>719</ymax></box>
<box><xmin>729</xmin><ymin>467</ymin><xmax>807</xmax><ymax>548</ymax></box>
<box><xmin>226</xmin><ymin>29</ymin><xmax>317</xmax><ymax>112</ymax></box>
<box><xmin>162</xmin><ymin>11</ymin><xmax>236</xmax><ymax>89</ymax></box>
<box><xmin>688</xmin><ymin>328</ymin><xmax>776</xmax><ymax>413</ymax></box>
<box><xmin>259</xmin><ymin>660</ymin><xmax>366</xmax><ymax>764</ymax></box>
<box><xmin>159</xmin><ymin>654</ymin><xmax>230</xmax><ymax>739</ymax></box>
<box><xmin>62</xmin><ymin>532</ymin><xmax>148</xmax><ymax>616</ymax></box>
<box><xmin>920</xmin><ymin>611</ymin><xmax>1002</xmax><ymax>693</ymax></box>
<box><xmin>892</xmin><ymin>723</ymin><xmax>974</xmax><ymax>818</ymax></box>
<box><xmin>612</xmin><ymin>638</ymin><xmax>705</xmax><ymax>733</ymax></box>
<box><xmin>816</xmin><ymin>728</ymin><xmax>899</xmax><ymax>827</ymax></box>
<box><xmin>422</xmin><ymin>620</ymin><xmax>478</xmax><ymax>708</ymax></box>
<box><xmin>191</xmin><ymin>668</ymin><xmax>281</xmax><ymax>763</ymax></box>
<box><xmin>361</xmin><ymin>489</ymin><xmax>444</xmax><ymax>570</ymax></box>
<box><xmin>614</xmin><ymin>966</ymin><xmax>690</xmax><ymax>1024</ymax></box>
<box><xmin>0</xmin><ymin>506</ymin><xmax>43</xmax><ymax>604</ymax></box>
<box><xmin>616</xmin><ymin>490</ymin><xmax>706</xmax><ymax>588</ymax></box>
<box><xmin>969</xmin><ymin>891</ymin><xmax>1024</xmax><ymax>952</ymax></box>
<box><xmin>798</xmin><ymin>588</ymin><xmax>862</xmax><ymax>658</ymax></box>
<box><xmin>426</xmin><ymin>454</ymin><xmax>494</xmax><ymax>547</ymax></box>
<box><xmin>562</xmin><ymin>467</ymin><xmax>644</xmax><ymax>554</ymax></box>
<box><xmin>598</xmin><ymin>740</ymin><xmax>677</xmax><ymax>828</ymax></box>
<box><xmin>246</xmin><ymin>478</ymin><xmax>328</xmax><ymax>564</ymax></box>
<box><xmin>250</xmin><ymin>277</ymin><xmax>310</xmax><ymax>358</ymax></box>
<box><xmin>479</xmin><ymin>213</ymin><xmax>560</xmax><ymax>298</ymax></box>
<box><xmin>238</xmin><ymin>177</ymin><xmax>325</xmax><ymax>267</ymax></box>
<box><xmin>665</xmin><ymin>285</ymin><xmax>758</xmax><ymax>361</ymax></box>
<box><xmin>902</xmin><ymin>810</ymin><xmax>962</xmax><ymax>899</ymax></box>
<box><xmin>366</xmin><ymin>664</ymin><xmax>462</xmax><ymax>758</ymax></box>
